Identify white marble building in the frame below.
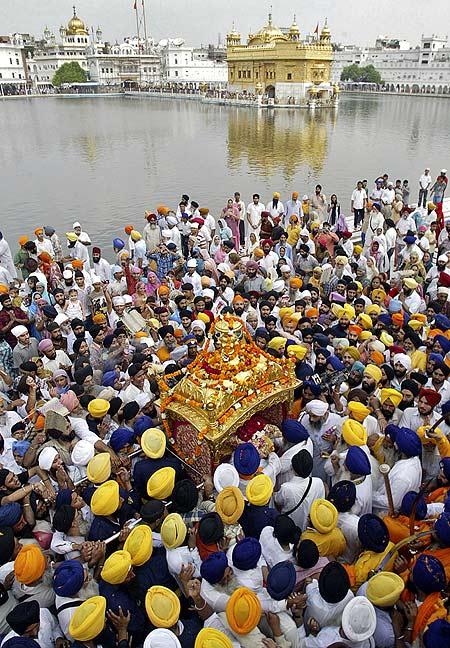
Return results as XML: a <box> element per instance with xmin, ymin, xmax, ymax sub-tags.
<box><xmin>159</xmin><ymin>39</ymin><xmax>228</xmax><ymax>85</ymax></box>
<box><xmin>0</xmin><ymin>34</ymin><xmax>27</xmax><ymax>88</ymax></box>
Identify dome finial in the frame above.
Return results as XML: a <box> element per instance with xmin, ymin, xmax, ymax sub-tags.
<box><xmin>268</xmin><ymin>5</ymin><xmax>273</xmax><ymax>26</ymax></box>
<box><xmin>73</xmin><ymin>5</ymin><xmax>77</xmax><ymax>17</ymax></box>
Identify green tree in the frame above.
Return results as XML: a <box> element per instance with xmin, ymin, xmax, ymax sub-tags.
<box><xmin>52</xmin><ymin>62</ymin><xmax>87</xmax><ymax>87</ymax></box>
<box><xmin>341</xmin><ymin>63</ymin><xmax>382</xmax><ymax>85</ymax></box>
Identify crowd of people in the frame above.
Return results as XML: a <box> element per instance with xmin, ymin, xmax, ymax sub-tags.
<box><xmin>0</xmin><ymin>169</ymin><xmax>449</xmax><ymax>648</ymax></box>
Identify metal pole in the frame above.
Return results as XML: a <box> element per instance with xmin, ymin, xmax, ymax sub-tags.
<box><xmin>142</xmin><ymin>0</ymin><xmax>149</xmax><ymax>53</ymax></box>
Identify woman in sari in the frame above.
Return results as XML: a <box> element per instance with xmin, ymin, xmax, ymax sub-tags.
<box><xmin>146</xmin><ymin>271</ymin><xmax>161</xmax><ymax>297</ymax></box>
<box><xmin>223</xmin><ymin>199</ymin><xmax>241</xmax><ymax>252</ymax></box>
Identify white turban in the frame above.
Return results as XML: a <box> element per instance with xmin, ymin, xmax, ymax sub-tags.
<box><xmin>71</xmin><ymin>440</ymin><xmax>95</xmax><ymax>467</ymax></box>
<box><xmin>167</xmin><ymin>216</ymin><xmax>178</xmax><ymax>226</ymax></box>
<box><xmin>11</xmin><ymin>325</ymin><xmax>28</xmax><ymax>338</ymax></box>
<box><xmin>370</xmin><ymin>340</ymin><xmax>386</xmax><ymax>354</ymax></box>
<box><xmin>306</xmin><ymin>400</ymin><xmax>329</xmax><ymax>416</ymax></box>
<box><xmin>38</xmin><ymin>447</ymin><xmax>58</xmax><ymax>471</ymax></box>
<box><xmin>161</xmin><ymin>229</ymin><xmax>172</xmax><ymax>238</ymax></box>
<box><xmin>393</xmin><ymin>353</ymin><xmax>411</xmax><ymax>371</ymax></box>
<box><xmin>213</xmin><ymin>463</ymin><xmax>239</xmax><ymax>492</ymax></box>
<box><xmin>113</xmin><ymin>296</ymin><xmax>125</xmax><ymax>306</ymax></box>
<box><xmin>144</xmin><ymin>630</ymin><xmax>181</xmax><ymax>648</ymax></box>
<box><xmin>202</xmin><ymin>289</ymin><xmax>215</xmax><ymax>300</ymax></box>
<box><xmin>191</xmin><ymin>319</ymin><xmax>206</xmax><ymax>332</ymax></box>
<box><xmin>342</xmin><ymin>597</ymin><xmax>377</xmax><ymax>642</ymax></box>
<box><xmin>280</xmin><ymin>265</ymin><xmax>291</xmax><ymax>273</ymax></box>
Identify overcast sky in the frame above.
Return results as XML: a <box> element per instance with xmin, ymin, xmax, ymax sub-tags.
<box><xmin>1</xmin><ymin>0</ymin><xmax>449</xmax><ymax>47</ymax></box>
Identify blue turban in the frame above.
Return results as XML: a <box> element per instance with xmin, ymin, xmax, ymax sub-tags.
<box><xmin>327</xmin><ymin>480</ymin><xmax>356</xmax><ymax>512</ymax></box>
<box><xmin>232</xmin><ymin>537</ymin><xmax>262</xmax><ymax>570</ymax></box>
<box><xmin>404</xmin><ymin>235</ymin><xmax>416</xmax><ymax>245</ymax></box>
<box><xmin>429</xmin><ymin>353</ymin><xmax>444</xmax><ymax>365</ymax></box>
<box><xmin>2</xmin><ymin>639</ymin><xmax>41</xmax><ymax>648</ymax></box>
<box><xmin>396</xmin><ymin>427</ymin><xmax>422</xmax><ymax>457</ymax></box>
<box><xmin>113</xmin><ymin>238</ymin><xmax>125</xmax><ymax>250</ymax></box>
<box><xmin>200</xmin><ymin>551</ymin><xmax>228</xmax><ymax>584</ymax></box>
<box><xmin>328</xmin><ymin>356</ymin><xmax>345</xmax><ymax>371</ymax></box>
<box><xmin>102</xmin><ymin>370</ymin><xmax>119</xmax><ymax>387</ymax></box>
<box><xmin>377</xmin><ymin>313</ymin><xmax>392</xmax><ymax>326</ymax></box>
<box><xmin>388</xmin><ymin>299</ymin><xmax>402</xmax><ymax>314</ymax></box>
<box><xmin>441</xmin><ymin>400</ymin><xmax>450</xmax><ymax>418</ymax></box>
<box><xmin>385</xmin><ymin>424</ymin><xmax>400</xmax><ymax>442</ymax></box>
<box><xmin>133</xmin><ymin>415</ymin><xmax>153</xmax><ymax>437</ymax></box>
<box><xmin>233</xmin><ymin>443</ymin><xmax>260</xmax><ymax>476</ymax></box>
<box><xmin>255</xmin><ymin>327</ymin><xmax>270</xmax><ymax>340</ymax></box>
<box><xmin>434</xmin><ymin>314</ymin><xmax>450</xmax><ymax>332</ymax></box>
<box><xmin>434</xmin><ymin>335</ymin><xmax>450</xmax><ymax>355</ymax></box>
<box><xmin>351</xmin><ymin>361</ymin><xmax>365</xmax><ymax>374</ymax></box>
<box><xmin>424</xmin><ymin>619</ymin><xmax>450</xmax><ymax>648</ymax></box>
<box><xmin>0</xmin><ymin>503</ymin><xmax>21</xmax><ymax>527</ymax></box>
<box><xmin>109</xmin><ymin>427</ymin><xmax>136</xmax><ymax>452</ymax></box>
<box><xmin>313</xmin><ymin>334</ymin><xmax>329</xmax><ymax>347</ymax></box>
<box><xmin>303</xmin><ymin>379</ymin><xmax>323</xmax><ymax>396</ymax></box>
<box><xmin>412</xmin><ymin>555</ymin><xmax>446</xmax><ymax>594</ymax></box>
<box><xmin>345</xmin><ymin>447</ymin><xmax>371</xmax><ymax>476</ymax></box>
<box><xmin>400</xmin><ymin>491</ymin><xmax>427</xmax><ymax>520</ymax></box>
<box><xmin>434</xmin><ymin>512</ymin><xmax>450</xmax><ymax>546</ymax></box>
<box><xmin>11</xmin><ymin>441</ymin><xmax>31</xmax><ymax>457</ymax></box>
<box><xmin>358</xmin><ymin>514</ymin><xmax>389</xmax><ymax>552</ymax></box>
<box><xmin>441</xmin><ymin>458</ymin><xmax>450</xmax><ymax>481</ymax></box>
<box><xmin>55</xmin><ymin>488</ymin><xmax>72</xmax><ymax>510</ymax></box>
<box><xmin>281</xmin><ymin>420</ymin><xmax>309</xmax><ymax>444</ymax></box>
<box><xmin>53</xmin><ymin>560</ymin><xmax>85</xmax><ymax>597</ymax></box>
<box><xmin>266</xmin><ymin>561</ymin><xmax>296</xmax><ymax>601</ymax></box>
<box><xmin>316</xmin><ymin>347</ymin><xmax>331</xmax><ymax>359</ymax></box>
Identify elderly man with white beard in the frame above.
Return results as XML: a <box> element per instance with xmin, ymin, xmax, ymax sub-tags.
<box><xmin>298</xmin><ymin>399</ymin><xmax>342</xmax><ymax>482</ymax></box>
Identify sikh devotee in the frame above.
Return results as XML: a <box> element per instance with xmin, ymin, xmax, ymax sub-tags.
<box><xmin>0</xmin><ymin>173</ymin><xmax>449</xmax><ymax>648</ymax></box>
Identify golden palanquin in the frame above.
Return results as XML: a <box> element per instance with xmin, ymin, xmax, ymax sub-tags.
<box><xmin>159</xmin><ymin>315</ymin><xmax>300</xmax><ymax>478</ymax></box>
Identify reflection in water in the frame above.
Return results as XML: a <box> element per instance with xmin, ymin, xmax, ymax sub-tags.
<box><xmin>227</xmin><ymin>108</ymin><xmax>338</xmax><ymax>180</ymax></box>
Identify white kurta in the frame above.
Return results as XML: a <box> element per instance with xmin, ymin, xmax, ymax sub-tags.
<box><xmin>372</xmin><ymin>456</ymin><xmax>422</xmax><ymax>515</ymax></box>
<box><xmin>274</xmin><ymin>475</ymin><xmax>325</xmax><ymax>531</ymax></box>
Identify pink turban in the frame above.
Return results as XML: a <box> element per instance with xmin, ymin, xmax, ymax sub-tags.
<box><xmin>60</xmin><ymin>390</ymin><xmax>80</xmax><ymax>413</ymax></box>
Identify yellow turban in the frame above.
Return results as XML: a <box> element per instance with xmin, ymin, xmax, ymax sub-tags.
<box><xmin>364</xmin><ymin>364</ymin><xmax>382</xmax><ymax>384</ymax></box>
<box><xmin>310</xmin><ymin>499</ymin><xmax>338</xmax><ymax>533</ymax></box>
<box><xmin>225</xmin><ymin>587</ymin><xmax>261</xmax><ymax>635</ymax></box>
<box><xmin>123</xmin><ymin>525</ymin><xmax>153</xmax><ymax>565</ymax></box>
<box><xmin>408</xmin><ymin>319</ymin><xmax>424</xmax><ymax>331</ymax></box>
<box><xmin>130</xmin><ymin>230</ymin><xmax>142</xmax><ymax>241</ymax></box>
<box><xmin>101</xmin><ymin>550</ymin><xmax>132</xmax><ymax>585</ymax></box>
<box><xmin>69</xmin><ymin>596</ymin><xmax>106</xmax><ymax>642</ymax></box>
<box><xmin>216</xmin><ymin>486</ymin><xmax>245</xmax><ymax>525</ymax></box>
<box><xmin>87</xmin><ymin>453</ymin><xmax>111</xmax><ymax>484</ymax></box>
<box><xmin>141</xmin><ymin>428</ymin><xmax>166</xmax><ymax>459</ymax></box>
<box><xmin>300</xmin><ymin>527</ymin><xmax>346</xmax><ymax>557</ymax></box>
<box><xmin>87</xmin><ymin>398</ymin><xmax>110</xmax><ymax>419</ymax></box>
<box><xmin>160</xmin><ymin>513</ymin><xmax>187</xmax><ymax>550</ymax></box>
<box><xmin>357</xmin><ymin>314</ymin><xmax>373</xmax><ymax>330</ymax></box>
<box><xmin>267</xmin><ymin>337</ymin><xmax>287</xmax><ymax>352</ymax></box>
<box><xmin>145</xmin><ymin>586</ymin><xmax>181</xmax><ymax>628</ymax></box>
<box><xmin>279</xmin><ymin>306</ymin><xmax>294</xmax><ymax>321</ymax></box>
<box><xmin>14</xmin><ymin>545</ymin><xmax>47</xmax><ymax>585</ymax></box>
<box><xmin>371</xmin><ymin>288</ymin><xmax>387</xmax><ymax>301</ymax></box>
<box><xmin>342</xmin><ymin>419</ymin><xmax>367</xmax><ymax>446</ymax></box>
<box><xmin>354</xmin><ymin>245</ymin><xmax>363</xmax><ymax>255</ymax></box>
<box><xmin>338</xmin><ymin>304</ymin><xmax>355</xmax><ymax>320</ymax></box>
<box><xmin>195</xmin><ymin>628</ymin><xmax>233</xmax><ymax>648</ymax></box>
<box><xmin>245</xmin><ymin>474</ymin><xmax>273</xmax><ymax>506</ymax></box>
<box><xmin>359</xmin><ymin>330</ymin><xmax>372</xmax><ymax>341</ymax></box>
<box><xmin>366</xmin><ymin>572</ymin><xmax>405</xmax><ymax>607</ymax></box>
<box><xmin>91</xmin><ymin>480</ymin><xmax>120</xmax><ymax>516</ymax></box>
<box><xmin>147</xmin><ymin>467</ymin><xmax>176</xmax><ymax>499</ymax></box>
<box><xmin>273</xmin><ymin>192</ymin><xmax>281</xmax><ymax>199</ymax></box>
<box><xmin>346</xmin><ymin>346</ymin><xmax>361</xmax><ymax>361</ymax></box>
<box><xmin>347</xmin><ymin>401</ymin><xmax>371</xmax><ymax>422</ymax></box>
<box><xmin>286</xmin><ymin>345</ymin><xmax>308</xmax><ymax>361</ymax></box>
<box><xmin>380</xmin><ymin>331</ymin><xmax>394</xmax><ymax>347</ymax></box>
<box><xmin>380</xmin><ymin>388</ymin><xmax>403</xmax><ymax>407</ymax></box>
<box><xmin>366</xmin><ymin>304</ymin><xmax>381</xmax><ymax>316</ymax></box>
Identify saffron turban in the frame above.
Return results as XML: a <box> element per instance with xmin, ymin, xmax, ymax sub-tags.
<box><xmin>245</xmin><ymin>474</ymin><xmax>273</xmax><ymax>506</ymax></box>
<box><xmin>213</xmin><ymin>464</ymin><xmax>239</xmax><ymax>492</ymax></box>
<box><xmin>281</xmin><ymin>419</ymin><xmax>309</xmax><ymax>443</ymax></box>
<box><xmin>69</xmin><ymin>596</ymin><xmax>106</xmax><ymax>641</ymax></box>
<box><xmin>200</xmin><ymin>551</ymin><xmax>228</xmax><ymax>585</ymax></box>
<box><xmin>358</xmin><ymin>514</ymin><xmax>389</xmax><ymax>552</ymax></box>
<box><xmin>342</xmin><ymin>419</ymin><xmax>367</xmax><ymax>446</ymax></box>
<box><xmin>145</xmin><ymin>586</ymin><xmax>181</xmax><ymax>628</ymax></box>
<box><xmin>305</xmin><ymin>399</ymin><xmax>329</xmax><ymax>416</ymax></box>
<box><xmin>318</xmin><ymin>561</ymin><xmax>350</xmax><ymax>603</ymax></box>
<box><xmin>194</xmin><ymin>629</ymin><xmax>232</xmax><ymax>648</ymax></box>
<box><xmin>101</xmin><ymin>550</ymin><xmax>132</xmax><ymax>585</ymax></box>
<box><xmin>147</xmin><ymin>467</ymin><xmax>176</xmax><ymax>499</ymax></box>
<box><xmin>419</xmin><ymin>388</ymin><xmax>442</xmax><ymax>408</ymax></box>
<box><xmin>366</xmin><ymin>571</ymin><xmax>405</xmax><ymax>607</ymax></box>
<box><xmin>225</xmin><ymin>587</ymin><xmax>261</xmax><ymax>635</ymax></box>
<box><xmin>160</xmin><ymin>513</ymin><xmax>187</xmax><ymax>550</ymax></box>
<box><xmin>327</xmin><ymin>480</ymin><xmax>356</xmax><ymax>512</ymax></box>
<box><xmin>53</xmin><ymin>560</ymin><xmax>84</xmax><ymax>597</ymax></box>
<box><xmin>87</xmin><ymin>453</ymin><xmax>111</xmax><ymax>484</ymax></box>
<box><xmin>347</xmin><ymin>401</ymin><xmax>370</xmax><ymax>422</ymax></box>
<box><xmin>216</xmin><ymin>486</ymin><xmax>245</xmax><ymax>525</ymax></box>
<box><xmin>14</xmin><ymin>545</ymin><xmax>47</xmax><ymax>585</ymax></box>
<box><xmin>232</xmin><ymin>537</ymin><xmax>262</xmax><ymax>571</ymax></box>
<box><xmin>91</xmin><ymin>480</ymin><xmax>120</xmax><ymax>516</ymax></box>
<box><xmin>363</xmin><ymin>364</ymin><xmax>382</xmax><ymax>384</ymax></box>
<box><xmin>233</xmin><ymin>443</ymin><xmax>260</xmax><ymax>476</ymax></box>
<box><xmin>395</xmin><ymin>427</ymin><xmax>422</xmax><ymax>457</ymax></box>
<box><xmin>123</xmin><ymin>525</ymin><xmax>153</xmax><ymax>565</ymax></box>
<box><xmin>412</xmin><ymin>555</ymin><xmax>446</xmax><ymax>593</ymax></box>
<box><xmin>310</xmin><ymin>499</ymin><xmax>338</xmax><ymax>533</ymax></box>
<box><xmin>266</xmin><ymin>561</ymin><xmax>296</xmax><ymax>600</ymax></box>
<box><xmin>380</xmin><ymin>388</ymin><xmax>403</xmax><ymax>407</ymax></box>
<box><xmin>345</xmin><ymin>446</ymin><xmax>371</xmax><ymax>476</ymax></box>
<box><xmin>141</xmin><ymin>428</ymin><xmax>166</xmax><ymax>459</ymax></box>
<box><xmin>341</xmin><ymin>596</ymin><xmax>377</xmax><ymax>643</ymax></box>
<box><xmin>391</xmin><ymin>313</ymin><xmax>404</xmax><ymax>327</ymax></box>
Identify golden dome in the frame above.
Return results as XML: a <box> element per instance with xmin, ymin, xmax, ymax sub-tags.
<box><xmin>67</xmin><ymin>6</ymin><xmax>88</xmax><ymax>36</ymax></box>
<box><xmin>289</xmin><ymin>14</ymin><xmax>300</xmax><ymax>35</ymax></box>
<box><xmin>321</xmin><ymin>18</ymin><xmax>331</xmax><ymax>38</ymax></box>
<box><xmin>249</xmin><ymin>13</ymin><xmax>289</xmax><ymax>45</ymax></box>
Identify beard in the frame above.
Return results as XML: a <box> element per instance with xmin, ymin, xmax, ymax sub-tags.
<box><xmin>380</xmin><ymin>407</ymin><xmax>394</xmax><ymax>421</ymax></box>
<box><xmin>398</xmin><ymin>399</ymin><xmax>413</xmax><ymax>411</ymax></box>
<box><xmin>361</xmin><ymin>381</ymin><xmax>375</xmax><ymax>394</ymax></box>
<box><xmin>309</xmin><ymin>419</ymin><xmax>323</xmax><ymax>430</ymax></box>
<box><xmin>394</xmin><ymin>368</ymin><xmax>407</xmax><ymax>379</ymax></box>
<box><xmin>348</xmin><ymin>374</ymin><xmax>362</xmax><ymax>387</ymax></box>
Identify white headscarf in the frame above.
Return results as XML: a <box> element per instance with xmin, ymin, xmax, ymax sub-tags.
<box><xmin>305</xmin><ymin>400</ymin><xmax>329</xmax><ymax>416</ymax></box>
<box><xmin>144</xmin><ymin>629</ymin><xmax>181</xmax><ymax>648</ymax></box>
<box><xmin>342</xmin><ymin>597</ymin><xmax>376</xmax><ymax>642</ymax></box>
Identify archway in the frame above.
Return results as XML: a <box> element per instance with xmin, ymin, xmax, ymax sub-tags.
<box><xmin>438</xmin><ymin>85</ymin><xmax>443</xmax><ymax>94</ymax></box>
<box><xmin>444</xmin><ymin>86</ymin><xmax>449</xmax><ymax>94</ymax></box>
<box><xmin>405</xmin><ymin>84</ymin><xmax>410</xmax><ymax>93</ymax></box>
<box><xmin>396</xmin><ymin>84</ymin><xmax>400</xmax><ymax>92</ymax></box>
<box><xmin>412</xmin><ymin>84</ymin><xmax>419</xmax><ymax>93</ymax></box>
<box><xmin>265</xmin><ymin>85</ymin><xmax>275</xmax><ymax>99</ymax></box>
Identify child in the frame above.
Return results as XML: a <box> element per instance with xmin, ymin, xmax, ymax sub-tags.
<box><xmin>64</xmin><ymin>288</ymin><xmax>85</xmax><ymax>321</ymax></box>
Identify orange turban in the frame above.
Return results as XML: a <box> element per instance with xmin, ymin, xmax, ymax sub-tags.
<box><xmin>157</xmin><ymin>205</ymin><xmax>169</xmax><ymax>215</ymax></box>
<box><xmin>253</xmin><ymin>248</ymin><xmax>264</xmax><ymax>259</ymax></box>
<box><xmin>0</xmin><ymin>285</ymin><xmax>8</xmax><ymax>295</ymax></box>
<box><xmin>38</xmin><ymin>252</ymin><xmax>52</xmax><ymax>264</ymax></box>
<box><xmin>392</xmin><ymin>313</ymin><xmax>404</xmax><ymax>327</ymax></box>
<box><xmin>370</xmin><ymin>350</ymin><xmax>385</xmax><ymax>365</ymax></box>
<box><xmin>306</xmin><ymin>308</ymin><xmax>319</xmax><ymax>318</ymax></box>
<box><xmin>124</xmin><ymin>225</ymin><xmax>134</xmax><ymax>235</ymax></box>
<box><xmin>158</xmin><ymin>286</ymin><xmax>170</xmax><ymax>296</ymax></box>
<box><xmin>289</xmin><ymin>277</ymin><xmax>302</xmax><ymax>289</ymax></box>
<box><xmin>34</xmin><ymin>227</ymin><xmax>43</xmax><ymax>236</ymax></box>
<box><xmin>226</xmin><ymin>587</ymin><xmax>261</xmax><ymax>635</ymax></box>
<box><xmin>14</xmin><ymin>545</ymin><xmax>47</xmax><ymax>585</ymax></box>
<box><xmin>18</xmin><ymin>236</ymin><xmax>28</xmax><ymax>246</ymax></box>
<box><xmin>71</xmin><ymin>259</ymin><xmax>84</xmax><ymax>269</ymax></box>
<box><xmin>348</xmin><ymin>325</ymin><xmax>363</xmax><ymax>336</ymax></box>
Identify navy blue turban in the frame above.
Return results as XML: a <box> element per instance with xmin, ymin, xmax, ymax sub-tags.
<box><xmin>233</xmin><ymin>443</ymin><xmax>260</xmax><ymax>476</ymax></box>
<box><xmin>3</xmin><ymin>639</ymin><xmax>41</xmax><ymax>648</ymax></box>
<box><xmin>232</xmin><ymin>537</ymin><xmax>262</xmax><ymax>571</ymax></box>
<box><xmin>266</xmin><ymin>561</ymin><xmax>296</xmax><ymax>600</ymax></box>
<box><xmin>434</xmin><ymin>335</ymin><xmax>450</xmax><ymax>354</ymax></box>
<box><xmin>55</xmin><ymin>488</ymin><xmax>72</xmax><ymax>510</ymax></box>
<box><xmin>328</xmin><ymin>356</ymin><xmax>345</xmax><ymax>371</ymax></box>
<box><xmin>53</xmin><ymin>559</ymin><xmax>85</xmax><ymax>597</ymax></box>
<box><xmin>395</xmin><ymin>427</ymin><xmax>422</xmax><ymax>457</ymax></box>
<box><xmin>133</xmin><ymin>415</ymin><xmax>153</xmax><ymax>436</ymax></box>
<box><xmin>424</xmin><ymin>619</ymin><xmax>450</xmax><ymax>648</ymax></box>
<box><xmin>281</xmin><ymin>419</ymin><xmax>309</xmax><ymax>444</ymax></box>
<box><xmin>109</xmin><ymin>427</ymin><xmax>136</xmax><ymax>452</ymax></box>
<box><xmin>345</xmin><ymin>447</ymin><xmax>371</xmax><ymax>476</ymax></box>
<box><xmin>400</xmin><ymin>491</ymin><xmax>427</xmax><ymax>520</ymax></box>
<box><xmin>328</xmin><ymin>480</ymin><xmax>356</xmax><ymax>513</ymax></box>
<box><xmin>358</xmin><ymin>514</ymin><xmax>389</xmax><ymax>553</ymax></box>
<box><xmin>441</xmin><ymin>457</ymin><xmax>450</xmax><ymax>481</ymax></box>
<box><xmin>434</xmin><ymin>314</ymin><xmax>450</xmax><ymax>331</ymax></box>
<box><xmin>200</xmin><ymin>551</ymin><xmax>228</xmax><ymax>584</ymax></box>
<box><xmin>0</xmin><ymin>503</ymin><xmax>21</xmax><ymax>527</ymax></box>
<box><xmin>412</xmin><ymin>554</ymin><xmax>446</xmax><ymax>594</ymax></box>
<box><xmin>102</xmin><ymin>370</ymin><xmax>119</xmax><ymax>387</ymax></box>
<box><xmin>434</xmin><ymin>512</ymin><xmax>450</xmax><ymax>546</ymax></box>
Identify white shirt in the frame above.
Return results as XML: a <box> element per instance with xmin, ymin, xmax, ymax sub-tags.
<box><xmin>372</xmin><ymin>456</ymin><xmax>422</xmax><ymax>515</ymax></box>
<box><xmin>92</xmin><ymin>258</ymin><xmax>111</xmax><ymax>283</ymax></box>
<box><xmin>274</xmin><ymin>475</ymin><xmax>325</xmax><ymax>530</ymax></box>
<box><xmin>277</xmin><ymin>438</ymin><xmax>314</xmax><ymax>486</ymax></box>
<box><xmin>182</xmin><ymin>271</ymin><xmax>202</xmax><ymax>295</ymax></box>
<box><xmin>246</xmin><ymin>202</ymin><xmax>265</xmax><ymax>232</ymax></box>
<box><xmin>337</xmin><ymin>512</ymin><xmax>361</xmax><ymax>563</ymax></box>
<box><xmin>420</xmin><ymin>173</ymin><xmax>432</xmax><ymax>190</ymax></box>
<box><xmin>35</xmin><ymin>238</ymin><xmax>54</xmax><ymax>258</ymax></box>
<box><xmin>381</xmin><ymin>188</ymin><xmax>395</xmax><ymax>205</ymax></box>
<box><xmin>133</xmin><ymin>239</ymin><xmax>148</xmax><ymax>268</ymax></box>
<box><xmin>42</xmin><ymin>350</ymin><xmax>71</xmax><ymax>373</ymax></box>
<box><xmin>0</xmin><ymin>411</ymin><xmax>22</xmax><ymax>439</ymax></box>
<box><xmin>266</xmin><ymin>199</ymin><xmax>285</xmax><ymax>219</ymax></box>
<box><xmin>259</xmin><ymin>526</ymin><xmax>294</xmax><ymax>569</ymax></box>
<box><xmin>305</xmin><ymin>579</ymin><xmax>354</xmax><ymax>627</ymax></box>
<box><xmin>351</xmin><ymin>188</ymin><xmax>367</xmax><ymax>210</ymax></box>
